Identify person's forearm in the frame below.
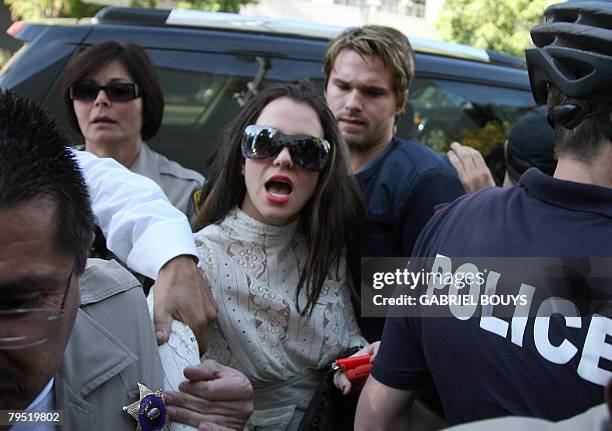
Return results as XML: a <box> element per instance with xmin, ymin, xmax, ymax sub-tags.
<box><xmin>75</xmin><ymin>149</ymin><xmax>197</xmax><ymax>278</ymax></box>
<box><xmin>355</xmin><ymin>399</ymin><xmax>410</xmax><ymax>431</ymax></box>
<box><xmin>355</xmin><ymin>376</ymin><xmax>415</xmax><ymax>431</ymax></box>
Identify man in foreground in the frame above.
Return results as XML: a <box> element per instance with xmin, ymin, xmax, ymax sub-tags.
<box><xmin>0</xmin><ymin>90</ymin><xmax>252</xmax><ymax>430</ymax></box>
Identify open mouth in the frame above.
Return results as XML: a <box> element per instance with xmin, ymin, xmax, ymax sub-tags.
<box><xmin>265</xmin><ymin>175</ymin><xmax>293</xmax><ymax>203</ymax></box>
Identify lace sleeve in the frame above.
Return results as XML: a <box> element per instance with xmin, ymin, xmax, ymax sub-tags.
<box><xmin>192</xmin><ymin>230</ymin><xmax>235</xmax><ymax>367</ymax></box>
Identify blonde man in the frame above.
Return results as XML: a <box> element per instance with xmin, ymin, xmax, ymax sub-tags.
<box><xmin>323</xmin><ymin>25</ymin><xmax>464</xmax><ymax>340</ymax></box>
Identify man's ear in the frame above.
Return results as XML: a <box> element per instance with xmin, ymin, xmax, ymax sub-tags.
<box><xmin>395</xmin><ymin>90</ymin><xmax>408</xmax><ymax>116</ymax></box>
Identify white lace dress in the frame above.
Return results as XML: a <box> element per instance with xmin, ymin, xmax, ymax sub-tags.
<box><xmin>194</xmin><ymin>208</ymin><xmax>365</xmax><ymax>430</ymax></box>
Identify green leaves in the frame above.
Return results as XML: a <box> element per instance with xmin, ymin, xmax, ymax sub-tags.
<box><xmin>5</xmin><ymin>0</ymin><xmax>102</xmax><ymax>20</ymax></box>
<box><xmin>6</xmin><ymin>0</ymin><xmax>256</xmax><ymax>20</ymax></box>
<box><xmin>176</xmin><ymin>0</ymin><xmax>257</xmax><ymax>13</ymax></box>
<box><xmin>437</xmin><ymin>0</ymin><xmax>560</xmax><ymax>57</ymax></box>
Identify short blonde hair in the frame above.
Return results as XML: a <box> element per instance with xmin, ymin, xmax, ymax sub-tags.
<box><xmin>323</xmin><ymin>25</ymin><xmax>415</xmax><ymax>103</ymax></box>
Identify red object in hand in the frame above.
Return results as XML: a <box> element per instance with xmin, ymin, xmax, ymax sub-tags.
<box><xmin>345</xmin><ymin>363</ymin><xmax>373</xmax><ymax>381</ymax></box>
<box><xmin>334</xmin><ymin>353</ymin><xmax>372</xmax><ymax>373</ymax></box>
<box><xmin>332</xmin><ymin>353</ymin><xmax>373</xmax><ymax>391</ymax></box>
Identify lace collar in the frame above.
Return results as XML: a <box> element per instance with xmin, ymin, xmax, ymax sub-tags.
<box><xmin>221</xmin><ymin>207</ymin><xmax>299</xmax><ymax>248</ymax></box>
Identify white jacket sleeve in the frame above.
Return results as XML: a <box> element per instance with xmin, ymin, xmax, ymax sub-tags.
<box><xmin>75</xmin><ymin>149</ymin><xmax>198</xmax><ymax>279</ymax></box>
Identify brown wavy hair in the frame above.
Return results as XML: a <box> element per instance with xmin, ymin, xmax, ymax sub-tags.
<box><xmin>194</xmin><ymin>81</ymin><xmax>363</xmax><ymax>315</ymax></box>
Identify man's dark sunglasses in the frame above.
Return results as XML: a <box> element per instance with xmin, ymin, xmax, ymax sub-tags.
<box><xmin>69</xmin><ymin>82</ymin><xmax>141</xmax><ymax>102</ymax></box>
<box><xmin>241</xmin><ymin>125</ymin><xmax>331</xmax><ymax>172</ymax></box>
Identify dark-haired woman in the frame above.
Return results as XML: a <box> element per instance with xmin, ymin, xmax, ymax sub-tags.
<box><xmin>62</xmin><ymin>41</ymin><xmax>203</xmax><ymax>222</ymax></box>
<box><xmin>158</xmin><ymin>81</ymin><xmax>366</xmax><ymax>430</ymax></box>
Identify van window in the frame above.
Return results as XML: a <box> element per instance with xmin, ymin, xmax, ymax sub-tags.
<box><xmin>397</xmin><ymin>78</ymin><xmax>536</xmax><ymax>182</ymax></box>
<box><xmin>147</xmin><ymin>49</ymin><xmax>323</xmax><ymax>175</ymax></box>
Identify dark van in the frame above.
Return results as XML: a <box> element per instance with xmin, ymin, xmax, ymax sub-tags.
<box><xmin>1</xmin><ymin>7</ymin><xmax>536</xmax><ymax>180</ymax></box>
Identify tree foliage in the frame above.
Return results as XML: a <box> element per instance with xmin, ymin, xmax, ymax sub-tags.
<box><xmin>5</xmin><ymin>0</ymin><xmax>103</xmax><ymax>20</ymax></box>
<box><xmin>176</xmin><ymin>0</ymin><xmax>257</xmax><ymax>13</ymax></box>
<box><xmin>0</xmin><ymin>49</ymin><xmax>13</xmax><ymax>68</ymax></box>
<box><xmin>437</xmin><ymin>0</ymin><xmax>560</xmax><ymax>57</ymax></box>
<box><xmin>6</xmin><ymin>0</ymin><xmax>257</xmax><ymax>20</ymax></box>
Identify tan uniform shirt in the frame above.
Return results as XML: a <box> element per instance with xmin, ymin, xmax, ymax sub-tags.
<box><xmin>55</xmin><ymin>259</ymin><xmax>163</xmax><ymax>431</ymax></box>
<box><xmin>130</xmin><ymin>143</ymin><xmax>204</xmax><ymax>223</ymax></box>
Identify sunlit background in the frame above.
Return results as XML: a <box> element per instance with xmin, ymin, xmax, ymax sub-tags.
<box><xmin>0</xmin><ymin>0</ymin><xmax>561</xmax><ymax>182</ymax></box>
<box><xmin>2</xmin><ymin>0</ymin><xmax>561</xmax><ymax>62</ymax></box>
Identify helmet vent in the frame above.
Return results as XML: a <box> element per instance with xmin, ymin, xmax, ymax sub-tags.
<box><xmin>534</xmin><ymin>33</ymin><xmax>556</xmax><ymax>47</ymax></box>
<box><xmin>550</xmin><ymin>9</ymin><xmax>578</xmax><ymax>24</ymax></box>
<box><xmin>554</xmin><ymin>56</ymin><xmax>594</xmax><ymax>81</ymax></box>
<box><xmin>557</xmin><ymin>33</ymin><xmax>612</xmax><ymax>57</ymax></box>
<box><xmin>578</xmin><ymin>13</ymin><xmax>612</xmax><ymax>32</ymax></box>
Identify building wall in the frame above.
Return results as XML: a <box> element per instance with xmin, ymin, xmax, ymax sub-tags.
<box><xmin>240</xmin><ymin>0</ymin><xmax>446</xmax><ymax>40</ymax></box>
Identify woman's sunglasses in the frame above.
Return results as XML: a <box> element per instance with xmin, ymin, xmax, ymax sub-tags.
<box><xmin>69</xmin><ymin>82</ymin><xmax>140</xmax><ymax>102</ymax></box>
<box><xmin>241</xmin><ymin>125</ymin><xmax>331</xmax><ymax>172</ymax></box>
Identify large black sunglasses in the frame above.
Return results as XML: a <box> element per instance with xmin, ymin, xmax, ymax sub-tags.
<box><xmin>69</xmin><ymin>82</ymin><xmax>141</xmax><ymax>102</ymax></box>
<box><xmin>241</xmin><ymin>125</ymin><xmax>331</xmax><ymax>172</ymax></box>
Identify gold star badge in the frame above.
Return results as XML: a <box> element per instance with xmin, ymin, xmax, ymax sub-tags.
<box><xmin>123</xmin><ymin>383</ymin><xmax>167</xmax><ymax>431</ymax></box>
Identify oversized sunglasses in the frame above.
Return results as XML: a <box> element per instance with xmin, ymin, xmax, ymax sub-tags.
<box><xmin>241</xmin><ymin>125</ymin><xmax>331</xmax><ymax>172</ymax></box>
<box><xmin>69</xmin><ymin>82</ymin><xmax>140</xmax><ymax>102</ymax></box>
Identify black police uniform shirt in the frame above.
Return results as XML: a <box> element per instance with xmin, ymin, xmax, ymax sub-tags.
<box><xmin>372</xmin><ymin>168</ymin><xmax>612</xmax><ymax>424</ymax></box>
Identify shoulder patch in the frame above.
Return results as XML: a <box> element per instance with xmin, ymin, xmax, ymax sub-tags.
<box><xmin>192</xmin><ymin>189</ymin><xmax>203</xmax><ymax>216</ymax></box>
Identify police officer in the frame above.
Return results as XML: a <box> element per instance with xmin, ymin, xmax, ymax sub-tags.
<box><xmin>356</xmin><ymin>1</ymin><xmax>612</xmax><ymax>428</ymax></box>
<box><xmin>62</xmin><ymin>41</ymin><xmax>204</xmax><ymax>223</ymax></box>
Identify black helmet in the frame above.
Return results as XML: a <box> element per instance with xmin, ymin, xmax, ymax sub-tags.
<box><xmin>526</xmin><ymin>1</ymin><xmax>612</xmax><ymax>129</ymax></box>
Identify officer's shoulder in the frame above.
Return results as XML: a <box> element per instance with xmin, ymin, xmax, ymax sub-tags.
<box><xmin>149</xmin><ymin>147</ymin><xmax>204</xmax><ymax>183</ymax></box>
<box><xmin>438</xmin><ymin>185</ymin><xmax>510</xmax><ymax>221</ymax></box>
<box><xmin>80</xmin><ymin>259</ymin><xmax>141</xmax><ymax>306</ymax></box>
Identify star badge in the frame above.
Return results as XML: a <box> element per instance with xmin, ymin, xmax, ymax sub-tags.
<box><xmin>123</xmin><ymin>383</ymin><xmax>168</xmax><ymax>431</ymax></box>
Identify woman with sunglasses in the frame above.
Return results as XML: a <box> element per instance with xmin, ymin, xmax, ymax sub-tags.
<box><xmin>62</xmin><ymin>41</ymin><xmax>204</xmax><ymax>223</ymax></box>
<box><xmin>151</xmin><ymin>81</ymin><xmax>366</xmax><ymax>430</ymax></box>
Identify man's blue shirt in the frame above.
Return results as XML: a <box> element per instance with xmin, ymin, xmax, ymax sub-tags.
<box><xmin>355</xmin><ymin>138</ymin><xmax>464</xmax><ymax>257</ymax></box>
<box><xmin>352</xmin><ymin>138</ymin><xmax>464</xmax><ymax>341</ymax></box>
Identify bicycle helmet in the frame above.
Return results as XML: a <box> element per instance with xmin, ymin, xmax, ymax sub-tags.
<box><xmin>526</xmin><ymin>1</ymin><xmax>612</xmax><ymax>129</ymax></box>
